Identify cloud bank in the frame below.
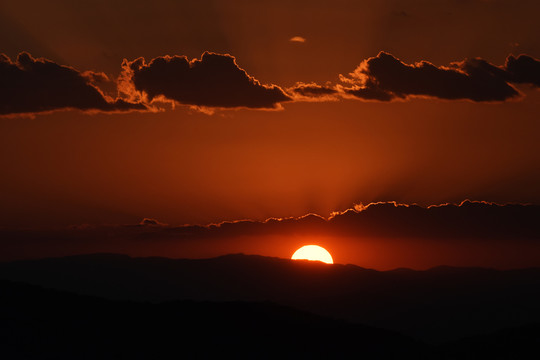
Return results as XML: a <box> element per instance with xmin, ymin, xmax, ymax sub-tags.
<box><xmin>120</xmin><ymin>52</ymin><xmax>291</xmax><ymax>109</ymax></box>
<box><xmin>3</xmin><ymin>200</ymin><xmax>539</xmax><ymax>242</ymax></box>
<box><xmin>338</xmin><ymin>52</ymin><xmax>540</xmax><ymax>102</ymax></box>
<box><xmin>0</xmin><ymin>52</ymin><xmax>145</xmax><ymax>116</ymax></box>
<box><xmin>1</xmin><ymin>201</ymin><xmax>539</xmax><ymax>268</ymax></box>
<box><xmin>167</xmin><ymin>200</ymin><xmax>540</xmax><ymax>241</ymax></box>
<box><xmin>3</xmin><ymin>50</ymin><xmax>540</xmax><ymax>116</ymax></box>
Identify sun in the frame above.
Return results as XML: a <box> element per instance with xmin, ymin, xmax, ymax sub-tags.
<box><xmin>291</xmin><ymin>245</ymin><xmax>334</xmax><ymax>264</ymax></box>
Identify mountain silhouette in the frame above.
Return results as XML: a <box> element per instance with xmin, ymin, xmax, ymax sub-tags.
<box><xmin>1</xmin><ymin>279</ymin><xmax>431</xmax><ymax>359</ymax></box>
<box><xmin>438</xmin><ymin>322</ymin><xmax>540</xmax><ymax>359</ymax></box>
<box><xmin>2</xmin><ymin>253</ymin><xmax>540</xmax><ymax>344</ymax></box>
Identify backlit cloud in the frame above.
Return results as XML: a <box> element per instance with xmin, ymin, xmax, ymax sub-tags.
<box><xmin>4</xmin><ymin>51</ymin><xmax>540</xmax><ymax>116</ymax></box>
<box><xmin>287</xmin><ymin>82</ymin><xmax>339</xmax><ymax>101</ymax></box>
<box><xmin>505</xmin><ymin>54</ymin><xmax>540</xmax><ymax>86</ymax></box>
<box><xmin>120</xmin><ymin>52</ymin><xmax>292</xmax><ymax>110</ymax></box>
<box><xmin>186</xmin><ymin>200</ymin><xmax>540</xmax><ymax>241</ymax></box>
<box><xmin>289</xmin><ymin>36</ymin><xmax>306</xmax><ymax>43</ymax></box>
<box><xmin>340</xmin><ymin>52</ymin><xmax>521</xmax><ymax>102</ymax></box>
<box><xmin>139</xmin><ymin>218</ymin><xmax>168</xmax><ymax>227</ymax></box>
<box><xmin>1</xmin><ymin>201</ymin><xmax>539</xmax><ymax>269</ymax></box>
<box><xmin>0</xmin><ymin>52</ymin><xmax>146</xmax><ymax>116</ymax></box>
<box><xmin>287</xmin><ymin>53</ymin><xmax>540</xmax><ymax>103</ymax></box>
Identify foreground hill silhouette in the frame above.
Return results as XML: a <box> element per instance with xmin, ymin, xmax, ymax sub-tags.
<box><xmin>3</xmin><ymin>276</ymin><xmax>540</xmax><ymax>358</ymax></box>
<box><xmin>1</xmin><ymin>279</ymin><xmax>429</xmax><ymax>359</ymax></box>
<box><xmin>2</xmin><ymin>253</ymin><xmax>540</xmax><ymax>345</ymax></box>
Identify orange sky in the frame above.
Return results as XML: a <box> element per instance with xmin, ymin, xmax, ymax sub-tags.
<box><xmin>2</xmin><ymin>91</ymin><xmax>539</xmax><ymax>227</ymax></box>
<box><xmin>0</xmin><ymin>0</ymin><xmax>539</xmax><ymax>267</ymax></box>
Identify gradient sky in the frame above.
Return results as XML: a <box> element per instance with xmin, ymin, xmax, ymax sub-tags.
<box><xmin>1</xmin><ymin>0</ymin><xmax>539</xmax><ymax>267</ymax></box>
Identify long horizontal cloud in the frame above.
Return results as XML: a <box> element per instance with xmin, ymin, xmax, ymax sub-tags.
<box><xmin>0</xmin><ymin>52</ymin><xmax>145</xmax><ymax>116</ymax></box>
<box><xmin>339</xmin><ymin>52</ymin><xmax>540</xmax><ymax>102</ymax></box>
<box><xmin>1</xmin><ymin>200</ymin><xmax>539</xmax><ymax>261</ymax></box>
<box><xmin>161</xmin><ymin>200</ymin><xmax>540</xmax><ymax>241</ymax></box>
<box><xmin>120</xmin><ymin>52</ymin><xmax>291</xmax><ymax>109</ymax></box>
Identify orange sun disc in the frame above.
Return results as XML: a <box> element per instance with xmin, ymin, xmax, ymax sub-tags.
<box><xmin>291</xmin><ymin>245</ymin><xmax>334</xmax><ymax>264</ymax></box>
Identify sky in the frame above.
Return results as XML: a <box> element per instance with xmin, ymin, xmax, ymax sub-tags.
<box><xmin>1</xmin><ymin>0</ymin><xmax>539</xmax><ymax>267</ymax></box>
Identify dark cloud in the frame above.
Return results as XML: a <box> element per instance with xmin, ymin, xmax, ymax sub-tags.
<box><xmin>288</xmin><ymin>82</ymin><xmax>339</xmax><ymax>100</ymax></box>
<box><xmin>120</xmin><ymin>52</ymin><xmax>291</xmax><ymax>109</ymax></box>
<box><xmin>81</xmin><ymin>71</ymin><xmax>110</xmax><ymax>85</ymax></box>
<box><xmin>165</xmin><ymin>200</ymin><xmax>540</xmax><ymax>241</ymax></box>
<box><xmin>291</xmin><ymin>52</ymin><xmax>540</xmax><ymax>103</ymax></box>
<box><xmin>5</xmin><ymin>51</ymin><xmax>538</xmax><ymax>115</ymax></box>
<box><xmin>341</xmin><ymin>84</ymin><xmax>394</xmax><ymax>101</ymax></box>
<box><xmin>326</xmin><ymin>200</ymin><xmax>540</xmax><ymax>240</ymax></box>
<box><xmin>2</xmin><ymin>201</ymin><xmax>538</xmax><ymax>263</ymax></box>
<box><xmin>139</xmin><ymin>218</ymin><xmax>167</xmax><ymax>226</ymax></box>
<box><xmin>505</xmin><ymin>54</ymin><xmax>540</xmax><ymax>87</ymax></box>
<box><xmin>0</xmin><ymin>52</ymin><xmax>145</xmax><ymax>116</ymax></box>
<box><xmin>341</xmin><ymin>52</ymin><xmax>520</xmax><ymax>102</ymax></box>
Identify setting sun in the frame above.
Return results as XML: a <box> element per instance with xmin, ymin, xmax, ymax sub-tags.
<box><xmin>291</xmin><ymin>245</ymin><xmax>334</xmax><ymax>264</ymax></box>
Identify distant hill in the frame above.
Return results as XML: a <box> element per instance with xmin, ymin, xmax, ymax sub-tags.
<box><xmin>439</xmin><ymin>323</ymin><xmax>540</xmax><ymax>359</ymax></box>
<box><xmin>1</xmin><ymin>279</ymin><xmax>430</xmax><ymax>359</ymax></box>
<box><xmin>2</xmin><ymin>253</ymin><xmax>540</xmax><ymax>343</ymax></box>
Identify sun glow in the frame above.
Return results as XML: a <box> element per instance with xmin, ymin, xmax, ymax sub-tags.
<box><xmin>291</xmin><ymin>245</ymin><xmax>334</xmax><ymax>264</ymax></box>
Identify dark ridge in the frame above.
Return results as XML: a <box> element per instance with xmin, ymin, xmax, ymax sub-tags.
<box><xmin>2</xmin><ymin>253</ymin><xmax>540</xmax><ymax>343</ymax></box>
<box><xmin>0</xmin><ymin>279</ymin><xmax>430</xmax><ymax>359</ymax></box>
<box><xmin>438</xmin><ymin>323</ymin><xmax>540</xmax><ymax>359</ymax></box>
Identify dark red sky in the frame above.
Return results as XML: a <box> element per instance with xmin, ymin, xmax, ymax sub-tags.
<box><xmin>0</xmin><ymin>0</ymin><xmax>539</xmax><ymax>267</ymax></box>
